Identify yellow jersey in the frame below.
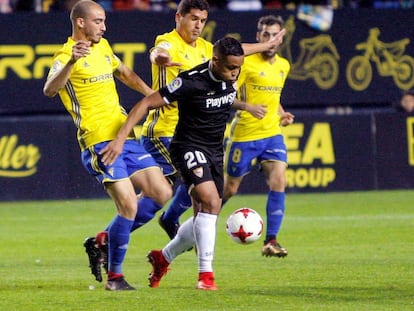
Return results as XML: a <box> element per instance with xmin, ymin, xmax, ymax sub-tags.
<box><xmin>229</xmin><ymin>53</ymin><xmax>290</xmax><ymax>142</ymax></box>
<box><xmin>48</xmin><ymin>37</ymin><xmax>131</xmax><ymax>151</ymax></box>
<box><xmin>142</xmin><ymin>29</ymin><xmax>213</xmax><ymax>138</ymax></box>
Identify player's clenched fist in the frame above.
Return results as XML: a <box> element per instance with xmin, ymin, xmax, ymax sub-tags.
<box><xmin>70</xmin><ymin>40</ymin><xmax>91</xmax><ymax>63</ymax></box>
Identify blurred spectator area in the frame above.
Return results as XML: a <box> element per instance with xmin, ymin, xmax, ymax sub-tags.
<box><xmin>1</xmin><ymin>0</ymin><xmax>412</xmax><ymax>13</ymax></box>
<box><xmin>263</xmin><ymin>1</ymin><xmax>413</xmax><ymax>9</ymax></box>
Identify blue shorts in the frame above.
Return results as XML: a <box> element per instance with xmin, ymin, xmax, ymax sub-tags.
<box><xmin>225</xmin><ymin>135</ymin><xmax>287</xmax><ymax>178</ymax></box>
<box><xmin>141</xmin><ymin>136</ymin><xmax>177</xmax><ymax>183</ymax></box>
<box><xmin>81</xmin><ymin>140</ymin><xmax>159</xmax><ymax>184</ymax></box>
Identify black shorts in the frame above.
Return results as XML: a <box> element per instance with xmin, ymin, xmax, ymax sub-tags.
<box><xmin>170</xmin><ymin>143</ymin><xmax>224</xmax><ymax>198</ymax></box>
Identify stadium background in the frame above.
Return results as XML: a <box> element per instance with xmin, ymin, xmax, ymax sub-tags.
<box><xmin>0</xmin><ymin>8</ymin><xmax>413</xmax><ymax>201</ymax></box>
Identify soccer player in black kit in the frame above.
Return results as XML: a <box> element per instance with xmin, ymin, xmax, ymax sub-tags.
<box><xmin>100</xmin><ymin>37</ymin><xmax>269</xmax><ymax>290</ymax></box>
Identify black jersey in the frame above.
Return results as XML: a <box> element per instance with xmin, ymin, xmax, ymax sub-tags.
<box><xmin>158</xmin><ymin>61</ymin><xmax>237</xmax><ymax>151</ymax></box>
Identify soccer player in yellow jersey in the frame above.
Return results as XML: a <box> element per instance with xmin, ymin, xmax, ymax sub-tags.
<box><xmin>223</xmin><ymin>15</ymin><xmax>295</xmax><ymax>258</ymax></box>
<box><xmin>145</xmin><ymin>0</ymin><xmax>286</xmax><ymax>239</ymax></box>
<box><xmin>43</xmin><ymin>0</ymin><xmax>172</xmax><ymax>290</ymax></box>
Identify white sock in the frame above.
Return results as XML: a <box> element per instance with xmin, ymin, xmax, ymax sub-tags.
<box><xmin>193</xmin><ymin>212</ymin><xmax>217</xmax><ymax>273</ymax></box>
<box><xmin>162</xmin><ymin>216</ymin><xmax>195</xmax><ymax>263</ymax></box>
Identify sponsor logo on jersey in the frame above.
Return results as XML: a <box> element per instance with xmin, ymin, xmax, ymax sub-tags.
<box><xmin>81</xmin><ymin>73</ymin><xmax>113</xmax><ymax>84</ymax></box>
<box><xmin>50</xmin><ymin>60</ymin><xmax>62</xmax><ymax>75</ymax></box>
<box><xmin>205</xmin><ymin>91</ymin><xmax>236</xmax><ymax>108</ymax></box>
<box><xmin>251</xmin><ymin>85</ymin><xmax>282</xmax><ymax>92</ymax></box>
<box><xmin>167</xmin><ymin>77</ymin><xmax>183</xmax><ymax>93</ymax></box>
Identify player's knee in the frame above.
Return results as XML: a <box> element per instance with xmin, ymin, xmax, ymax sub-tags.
<box><xmin>160</xmin><ymin>185</ymin><xmax>173</xmax><ymax>204</ymax></box>
<box><xmin>151</xmin><ymin>183</ymin><xmax>172</xmax><ymax>205</ymax></box>
<box><xmin>268</xmin><ymin>177</ymin><xmax>286</xmax><ymax>191</ymax></box>
<box><xmin>200</xmin><ymin>196</ymin><xmax>221</xmax><ymax>214</ymax></box>
<box><xmin>117</xmin><ymin>194</ymin><xmax>138</xmax><ymax>219</ymax></box>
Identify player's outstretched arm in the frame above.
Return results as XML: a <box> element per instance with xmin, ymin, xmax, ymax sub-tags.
<box><xmin>114</xmin><ymin>63</ymin><xmax>153</xmax><ymax>96</ymax></box>
<box><xmin>241</xmin><ymin>28</ymin><xmax>286</xmax><ymax>56</ymax></box>
<box><xmin>150</xmin><ymin>47</ymin><xmax>182</xmax><ymax>67</ymax></box>
<box><xmin>100</xmin><ymin>92</ymin><xmax>166</xmax><ymax>165</ymax></box>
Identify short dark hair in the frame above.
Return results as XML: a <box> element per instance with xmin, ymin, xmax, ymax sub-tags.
<box><xmin>213</xmin><ymin>37</ymin><xmax>244</xmax><ymax>57</ymax></box>
<box><xmin>177</xmin><ymin>0</ymin><xmax>209</xmax><ymax>15</ymax></box>
<box><xmin>257</xmin><ymin>15</ymin><xmax>284</xmax><ymax>31</ymax></box>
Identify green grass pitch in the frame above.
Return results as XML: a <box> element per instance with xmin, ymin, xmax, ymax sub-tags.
<box><xmin>0</xmin><ymin>190</ymin><xmax>413</xmax><ymax>310</ymax></box>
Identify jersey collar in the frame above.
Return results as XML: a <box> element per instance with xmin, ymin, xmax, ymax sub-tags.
<box><xmin>208</xmin><ymin>60</ymin><xmax>222</xmax><ymax>82</ymax></box>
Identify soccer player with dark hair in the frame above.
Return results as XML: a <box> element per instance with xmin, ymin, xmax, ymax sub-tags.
<box><xmin>83</xmin><ymin>0</ymin><xmax>284</xmax><ymax>283</ymax></box>
<box><xmin>100</xmin><ymin>37</ymin><xmax>258</xmax><ymax>290</ymax></box>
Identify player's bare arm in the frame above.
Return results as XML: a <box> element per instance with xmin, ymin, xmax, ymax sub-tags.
<box><xmin>100</xmin><ymin>91</ymin><xmax>166</xmax><ymax>165</ymax></box>
<box><xmin>43</xmin><ymin>40</ymin><xmax>91</xmax><ymax>97</ymax></box>
<box><xmin>241</xmin><ymin>28</ymin><xmax>286</xmax><ymax>56</ymax></box>
<box><xmin>114</xmin><ymin>63</ymin><xmax>153</xmax><ymax>96</ymax></box>
<box><xmin>233</xmin><ymin>99</ymin><xmax>267</xmax><ymax>119</ymax></box>
<box><xmin>150</xmin><ymin>46</ymin><xmax>182</xmax><ymax>67</ymax></box>
<box><xmin>279</xmin><ymin>104</ymin><xmax>295</xmax><ymax>126</ymax></box>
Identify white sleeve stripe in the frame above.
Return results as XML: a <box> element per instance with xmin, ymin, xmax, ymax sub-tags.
<box><xmin>162</xmin><ymin>96</ymin><xmax>171</xmax><ymax>104</ymax></box>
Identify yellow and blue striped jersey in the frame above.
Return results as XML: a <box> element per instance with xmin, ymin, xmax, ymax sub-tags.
<box><xmin>229</xmin><ymin>53</ymin><xmax>290</xmax><ymax>142</ymax></box>
<box><xmin>142</xmin><ymin>29</ymin><xmax>213</xmax><ymax>138</ymax></box>
<box><xmin>48</xmin><ymin>37</ymin><xmax>130</xmax><ymax>151</ymax></box>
